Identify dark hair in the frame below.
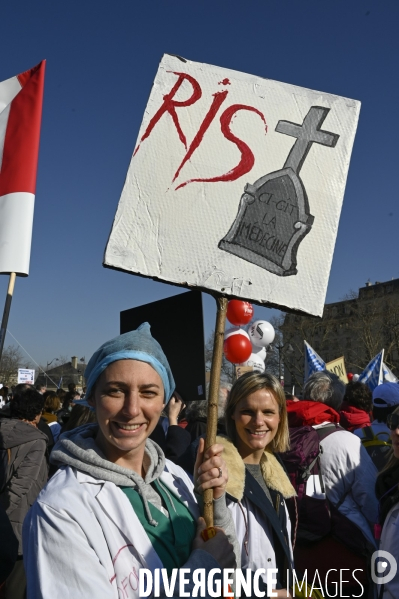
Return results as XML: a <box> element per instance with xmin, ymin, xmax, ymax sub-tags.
<box><xmin>10</xmin><ymin>388</ymin><xmax>45</xmax><ymax>421</ymax></box>
<box><xmin>62</xmin><ymin>391</ymin><xmax>79</xmax><ymax>409</ymax></box>
<box><xmin>62</xmin><ymin>404</ymin><xmax>96</xmax><ymax>432</ymax></box>
<box><xmin>373</xmin><ymin>404</ymin><xmax>397</xmax><ymax>423</ymax></box>
<box><xmin>13</xmin><ymin>383</ymin><xmax>31</xmax><ymax>395</ymax></box>
<box><xmin>344</xmin><ymin>382</ymin><xmax>372</xmax><ymax>412</ymax></box>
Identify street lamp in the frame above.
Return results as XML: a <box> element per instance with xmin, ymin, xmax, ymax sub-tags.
<box><xmin>46</xmin><ymin>358</ymin><xmax>59</xmax><ymax>388</ymax></box>
<box><xmin>274</xmin><ymin>343</ymin><xmax>294</xmax><ymax>386</ymax></box>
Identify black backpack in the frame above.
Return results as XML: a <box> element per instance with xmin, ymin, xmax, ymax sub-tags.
<box><xmin>360</xmin><ymin>426</ymin><xmax>392</xmax><ymax>471</ymax></box>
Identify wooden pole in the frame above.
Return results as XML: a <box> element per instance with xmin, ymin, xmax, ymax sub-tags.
<box><xmin>0</xmin><ymin>273</ymin><xmax>16</xmax><ymax>364</ymax></box>
<box><xmin>203</xmin><ymin>295</ymin><xmax>228</xmax><ymax>527</ymax></box>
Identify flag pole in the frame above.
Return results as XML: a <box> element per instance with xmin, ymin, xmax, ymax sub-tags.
<box><xmin>203</xmin><ymin>295</ymin><xmax>228</xmax><ymax>527</ymax></box>
<box><xmin>0</xmin><ymin>272</ymin><xmax>16</xmax><ymax>363</ymax></box>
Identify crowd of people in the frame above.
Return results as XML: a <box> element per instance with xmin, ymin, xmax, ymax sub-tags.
<box><xmin>0</xmin><ymin>325</ymin><xmax>398</xmax><ymax>599</ymax></box>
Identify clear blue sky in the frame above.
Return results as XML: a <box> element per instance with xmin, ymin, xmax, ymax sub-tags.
<box><xmin>0</xmin><ymin>0</ymin><xmax>398</xmax><ymax>369</ymax></box>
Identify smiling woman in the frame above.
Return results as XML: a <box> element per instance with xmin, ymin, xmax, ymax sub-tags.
<box><xmin>220</xmin><ymin>371</ymin><xmax>296</xmax><ymax>598</ymax></box>
<box><xmin>90</xmin><ymin>360</ymin><xmax>166</xmax><ymax>472</ymax></box>
<box><xmin>22</xmin><ymin>323</ymin><xmax>237</xmax><ymax>599</ymax></box>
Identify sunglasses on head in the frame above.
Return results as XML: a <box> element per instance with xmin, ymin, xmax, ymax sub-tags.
<box><xmin>387</xmin><ymin>413</ymin><xmax>399</xmax><ymax>431</ymax></box>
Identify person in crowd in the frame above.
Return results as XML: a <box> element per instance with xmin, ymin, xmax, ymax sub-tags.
<box><xmin>286</xmin><ymin>371</ymin><xmax>378</xmax><ymax>596</ymax></box>
<box><xmin>41</xmin><ymin>391</ymin><xmax>61</xmax><ymax>424</ymax></box>
<box><xmin>41</xmin><ymin>392</ymin><xmax>62</xmax><ymax>446</ymax></box>
<box><xmin>352</xmin><ymin>382</ymin><xmax>399</xmax><ymax>471</ymax></box>
<box><xmin>57</xmin><ymin>387</ymin><xmax>66</xmax><ymax>404</ymax></box>
<box><xmin>375</xmin><ymin>406</ymin><xmax>399</xmax><ymax>598</ymax></box>
<box><xmin>0</xmin><ymin>388</ymin><xmax>48</xmax><ymax>599</ymax></box>
<box><xmin>149</xmin><ymin>393</ymin><xmax>191</xmax><ymax>461</ymax></box>
<box><xmin>339</xmin><ymin>380</ymin><xmax>372</xmax><ymax>432</ymax></box>
<box><xmin>23</xmin><ymin>323</ymin><xmax>237</xmax><ymax>598</ymax></box>
<box><xmin>67</xmin><ymin>382</ymin><xmax>77</xmax><ymax>394</ymax></box>
<box><xmin>0</xmin><ymin>384</ymin><xmax>54</xmax><ymax>454</ymax></box>
<box><xmin>56</xmin><ymin>390</ymin><xmax>81</xmax><ymax>427</ymax></box>
<box><xmin>61</xmin><ymin>403</ymin><xmax>97</xmax><ymax>433</ymax></box>
<box><xmin>35</xmin><ymin>383</ymin><xmax>46</xmax><ymax>395</ymax></box>
<box><xmin>176</xmin><ymin>381</ymin><xmax>232</xmax><ymax>473</ymax></box>
<box><xmin>221</xmin><ymin>371</ymin><xmax>295</xmax><ymax>598</ymax></box>
<box><xmin>354</xmin><ymin>382</ymin><xmax>399</xmax><ymax>441</ymax></box>
<box><xmin>0</xmin><ymin>387</ymin><xmax>9</xmax><ymax>409</ymax></box>
<box><xmin>185</xmin><ymin>380</ymin><xmax>231</xmax><ymax>442</ymax></box>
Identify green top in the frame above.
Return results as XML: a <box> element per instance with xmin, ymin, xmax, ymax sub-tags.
<box><xmin>121</xmin><ymin>480</ymin><xmax>196</xmax><ymax>575</ymax></box>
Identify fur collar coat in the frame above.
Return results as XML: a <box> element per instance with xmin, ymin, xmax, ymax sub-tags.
<box><xmin>216</xmin><ymin>435</ymin><xmax>296</xmax><ymax>500</ymax></box>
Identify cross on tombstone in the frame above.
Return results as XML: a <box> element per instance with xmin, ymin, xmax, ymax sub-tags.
<box><xmin>276</xmin><ymin>106</ymin><xmax>339</xmax><ymax>175</ymax></box>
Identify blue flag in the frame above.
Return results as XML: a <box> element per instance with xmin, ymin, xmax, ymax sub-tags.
<box><xmin>358</xmin><ymin>350</ymin><xmax>384</xmax><ymax>391</ymax></box>
<box><xmin>304</xmin><ymin>341</ymin><xmax>326</xmax><ymax>382</ymax></box>
<box><xmin>382</xmin><ymin>361</ymin><xmax>398</xmax><ymax>383</ymax></box>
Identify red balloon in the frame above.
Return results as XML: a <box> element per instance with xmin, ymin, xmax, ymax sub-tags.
<box><xmin>224</xmin><ymin>334</ymin><xmax>252</xmax><ymax>364</ymax></box>
<box><xmin>347</xmin><ymin>372</ymin><xmax>354</xmax><ymax>382</ymax></box>
<box><xmin>226</xmin><ymin>300</ymin><xmax>254</xmax><ymax>326</ymax></box>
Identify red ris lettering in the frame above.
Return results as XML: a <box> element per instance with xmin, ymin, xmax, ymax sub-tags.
<box><xmin>134</xmin><ymin>72</ymin><xmax>267</xmax><ymax>189</ymax></box>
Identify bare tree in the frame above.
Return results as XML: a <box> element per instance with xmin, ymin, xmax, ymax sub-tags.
<box><xmin>274</xmin><ymin>286</ymin><xmax>399</xmax><ymax>385</ymax></box>
<box><xmin>0</xmin><ymin>345</ymin><xmax>25</xmax><ymax>387</ymax></box>
<box><xmin>344</xmin><ymin>294</ymin><xmax>399</xmax><ymax>373</ymax></box>
<box><xmin>264</xmin><ymin>322</ymin><xmax>282</xmax><ymax>378</ymax></box>
<box><xmin>275</xmin><ymin>311</ymin><xmax>335</xmax><ymax>390</ymax></box>
<box><xmin>205</xmin><ymin>330</ymin><xmax>235</xmax><ymax>383</ymax></box>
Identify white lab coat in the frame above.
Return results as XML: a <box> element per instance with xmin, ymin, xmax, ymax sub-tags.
<box><xmin>227</xmin><ymin>496</ymin><xmax>293</xmax><ymax>578</ymax></box>
<box><xmin>23</xmin><ymin>461</ymin><xmax>218</xmax><ymax>599</ymax></box>
<box><xmin>378</xmin><ymin>503</ymin><xmax>399</xmax><ymax>599</ymax></box>
<box><xmin>316</xmin><ymin>425</ymin><xmax>379</xmax><ymax>547</ymax></box>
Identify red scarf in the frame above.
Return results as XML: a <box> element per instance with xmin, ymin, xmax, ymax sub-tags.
<box><xmin>339</xmin><ymin>402</ymin><xmax>371</xmax><ymax>432</ymax></box>
<box><xmin>286</xmin><ymin>399</ymin><xmax>340</xmax><ymax>427</ymax></box>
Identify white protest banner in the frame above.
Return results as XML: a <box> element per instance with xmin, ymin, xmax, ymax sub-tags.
<box><xmin>104</xmin><ymin>54</ymin><xmax>360</xmax><ymax>317</ymax></box>
<box><xmin>17</xmin><ymin>368</ymin><xmax>35</xmax><ymax>384</ymax></box>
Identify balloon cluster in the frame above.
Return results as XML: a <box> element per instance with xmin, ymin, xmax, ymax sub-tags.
<box><xmin>223</xmin><ymin>300</ymin><xmax>275</xmax><ymax>372</ymax></box>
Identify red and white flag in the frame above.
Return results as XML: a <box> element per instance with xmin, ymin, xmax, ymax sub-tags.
<box><xmin>0</xmin><ymin>60</ymin><xmax>46</xmax><ymax>275</ymax></box>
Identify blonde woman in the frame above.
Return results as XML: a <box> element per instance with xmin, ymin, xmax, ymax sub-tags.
<box><xmin>221</xmin><ymin>371</ymin><xmax>296</xmax><ymax>598</ymax></box>
<box><xmin>375</xmin><ymin>405</ymin><xmax>399</xmax><ymax>599</ymax></box>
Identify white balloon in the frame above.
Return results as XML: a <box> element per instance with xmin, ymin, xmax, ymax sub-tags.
<box><xmin>248</xmin><ymin>320</ymin><xmax>275</xmax><ymax>348</ymax></box>
<box><xmin>251</xmin><ymin>345</ymin><xmax>267</xmax><ymax>361</ymax></box>
<box><xmin>224</xmin><ymin>326</ymin><xmax>250</xmax><ymax>340</ymax></box>
<box><xmin>352</xmin><ymin>374</ymin><xmax>360</xmax><ymax>382</ymax></box>
<box><xmin>239</xmin><ymin>353</ymin><xmax>265</xmax><ymax>373</ymax></box>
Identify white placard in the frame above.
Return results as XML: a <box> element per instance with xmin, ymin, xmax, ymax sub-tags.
<box><xmin>17</xmin><ymin>368</ymin><xmax>35</xmax><ymax>384</ymax></box>
<box><xmin>104</xmin><ymin>55</ymin><xmax>360</xmax><ymax>316</ymax></box>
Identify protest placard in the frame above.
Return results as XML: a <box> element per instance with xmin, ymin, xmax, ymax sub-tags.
<box><xmin>104</xmin><ymin>54</ymin><xmax>360</xmax><ymax>317</ymax></box>
<box><xmin>17</xmin><ymin>368</ymin><xmax>35</xmax><ymax>384</ymax></box>
<box><xmin>326</xmin><ymin>356</ymin><xmax>348</xmax><ymax>384</ymax></box>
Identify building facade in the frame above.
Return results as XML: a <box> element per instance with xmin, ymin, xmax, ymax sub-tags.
<box><xmin>35</xmin><ymin>356</ymin><xmax>87</xmax><ymax>391</ymax></box>
<box><xmin>281</xmin><ymin>279</ymin><xmax>399</xmax><ymax>390</ymax></box>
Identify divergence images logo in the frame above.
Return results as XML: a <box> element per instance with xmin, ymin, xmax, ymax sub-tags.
<box><xmin>371</xmin><ymin>550</ymin><xmax>397</xmax><ymax>585</ymax></box>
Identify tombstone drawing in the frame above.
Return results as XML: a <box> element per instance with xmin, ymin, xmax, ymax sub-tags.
<box><xmin>218</xmin><ymin>106</ymin><xmax>340</xmax><ymax>276</ymax></box>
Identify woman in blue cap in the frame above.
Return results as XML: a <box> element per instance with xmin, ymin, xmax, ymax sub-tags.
<box><xmin>23</xmin><ymin>324</ymin><xmax>237</xmax><ymax>599</ymax></box>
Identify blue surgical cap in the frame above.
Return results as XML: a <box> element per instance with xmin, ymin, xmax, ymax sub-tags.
<box><xmin>84</xmin><ymin>322</ymin><xmax>175</xmax><ymax>403</ymax></box>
